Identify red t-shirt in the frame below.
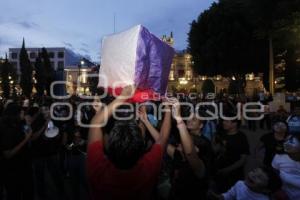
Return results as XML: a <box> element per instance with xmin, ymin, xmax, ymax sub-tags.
<box><xmin>86</xmin><ymin>141</ymin><xmax>163</xmax><ymax>200</ymax></box>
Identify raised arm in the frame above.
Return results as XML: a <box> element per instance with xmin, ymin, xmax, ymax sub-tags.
<box><xmin>172</xmin><ymin>100</ymin><xmax>206</xmax><ymax>178</ymax></box>
<box><xmin>158</xmin><ymin>101</ymin><xmax>172</xmax><ymax>150</ymax></box>
<box><xmin>137</xmin><ymin>108</ymin><xmax>160</xmax><ymax>142</ymax></box>
<box><xmin>137</xmin><ymin>101</ymin><xmax>172</xmax><ymax>149</ymax></box>
<box><xmin>88</xmin><ymin>85</ymin><xmax>135</xmax><ymax>145</ymax></box>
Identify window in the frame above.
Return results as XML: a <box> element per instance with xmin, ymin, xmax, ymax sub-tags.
<box><xmin>57</xmin><ymin>61</ymin><xmax>64</xmax><ymax>70</ymax></box>
<box><xmin>81</xmin><ymin>72</ymin><xmax>87</xmax><ymax>84</ymax></box>
<box><xmin>68</xmin><ymin>75</ymin><xmax>72</xmax><ymax>81</ymax></box>
<box><xmin>11</xmin><ymin>62</ymin><xmax>17</xmax><ymax>69</ymax></box>
<box><xmin>48</xmin><ymin>52</ymin><xmax>55</xmax><ymax>58</ymax></box>
<box><xmin>30</xmin><ymin>52</ymin><xmax>36</xmax><ymax>59</ymax></box>
<box><xmin>169</xmin><ymin>70</ymin><xmax>175</xmax><ymax>81</ymax></box>
<box><xmin>58</xmin><ymin>52</ymin><xmax>64</xmax><ymax>58</ymax></box>
<box><xmin>11</xmin><ymin>52</ymin><xmax>18</xmax><ymax>59</ymax></box>
<box><xmin>178</xmin><ymin>69</ymin><xmax>185</xmax><ymax>78</ymax></box>
<box><xmin>50</xmin><ymin>62</ymin><xmax>55</xmax><ymax>69</ymax></box>
<box><xmin>177</xmin><ymin>64</ymin><xmax>185</xmax><ymax>70</ymax></box>
<box><xmin>186</xmin><ymin>70</ymin><xmax>192</xmax><ymax>80</ymax></box>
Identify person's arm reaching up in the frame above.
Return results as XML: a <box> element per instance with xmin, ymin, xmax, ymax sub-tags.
<box><xmin>172</xmin><ymin>99</ymin><xmax>206</xmax><ymax>179</ymax></box>
<box><xmin>137</xmin><ymin>108</ymin><xmax>160</xmax><ymax>142</ymax></box>
<box><xmin>158</xmin><ymin>100</ymin><xmax>172</xmax><ymax>150</ymax></box>
<box><xmin>137</xmin><ymin>100</ymin><xmax>172</xmax><ymax>150</ymax></box>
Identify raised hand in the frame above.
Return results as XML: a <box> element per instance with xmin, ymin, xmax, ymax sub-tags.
<box><xmin>118</xmin><ymin>85</ymin><xmax>136</xmax><ymax>100</ymax></box>
<box><xmin>137</xmin><ymin>108</ymin><xmax>148</xmax><ymax>124</ymax></box>
<box><xmin>92</xmin><ymin>96</ymin><xmax>102</xmax><ymax>113</ymax></box>
<box><xmin>167</xmin><ymin>97</ymin><xmax>181</xmax><ymax>121</ymax></box>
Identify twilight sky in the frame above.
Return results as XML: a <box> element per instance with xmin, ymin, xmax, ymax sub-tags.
<box><xmin>0</xmin><ymin>0</ymin><xmax>215</xmax><ymax>62</ymax></box>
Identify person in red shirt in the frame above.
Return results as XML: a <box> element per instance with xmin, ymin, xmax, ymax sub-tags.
<box><xmin>86</xmin><ymin>85</ymin><xmax>172</xmax><ymax>200</ymax></box>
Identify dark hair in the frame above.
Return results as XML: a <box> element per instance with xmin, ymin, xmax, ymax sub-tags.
<box><xmin>272</xmin><ymin>120</ymin><xmax>289</xmax><ymax>134</ymax></box>
<box><xmin>106</xmin><ymin>121</ymin><xmax>145</xmax><ymax>169</ymax></box>
<box><xmin>26</xmin><ymin>106</ymin><xmax>39</xmax><ymax>117</ymax></box>
<box><xmin>2</xmin><ymin>103</ymin><xmax>22</xmax><ymax>128</ymax></box>
<box><xmin>223</xmin><ymin>111</ymin><xmax>241</xmax><ymax>128</ymax></box>
<box><xmin>262</xmin><ymin>167</ymin><xmax>282</xmax><ymax>193</ymax></box>
<box><xmin>3</xmin><ymin>103</ymin><xmax>22</xmax><ymax>117</ymax></box>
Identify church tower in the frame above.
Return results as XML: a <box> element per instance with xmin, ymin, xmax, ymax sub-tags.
<box><xmin>162</xmin><ymin>32</ymin><xmax>174</xmax><ymax>47</ymax></box>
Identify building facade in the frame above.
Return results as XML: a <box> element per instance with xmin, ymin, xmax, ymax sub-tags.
<box><xmin>162</xmin><ymin>33</ymin><xmax>196</xmax><ymax>92</ymax></box>
<box><xmin>64</xmin><ymin>58</ymin><xmax>97</xmax><ymax>95</ymax></box>
<box><xmin>162</xmin><ymin>33</ymin><xmax>265</xmax><ymax>96</ymax></box>
<box><xmin>8</xmin><ymin>47</ymin><xmax>81</xmax><ymax>72</ymax></box>
<box><xmin>8</xmin><ymin>47</ymin><xmax>98</xmax><ymax>96</ymax></box>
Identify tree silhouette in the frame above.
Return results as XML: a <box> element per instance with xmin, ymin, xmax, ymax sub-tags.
<box><xmin>34</xmin><ymin>53</ymin><xmax>46</xmax><ymax>96</ymax></box>
<box><xmin>19</xmin><ymin>38</ymin><xmax>33</xmax><ymax>97</ymax></box>
<box><xmin>41</xmin><ymin>47</ymin><xmax>55</xmax><ymax>95</ymax></box>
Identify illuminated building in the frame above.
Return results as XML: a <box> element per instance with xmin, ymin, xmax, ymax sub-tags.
<box><xmin>64</xmin><ymin>58</ymin><xmax>97</xmax><ymax>95</ymax></box>
<box><xmin>162</xmin><ymin>33</ymin><xmax>265</xmax><ymax>96</ymax></box>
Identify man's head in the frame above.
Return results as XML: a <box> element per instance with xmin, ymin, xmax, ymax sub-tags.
<box><xmin>245</xmin><ymin>167</ymin><xmax>282</xmax><ymax>193</ymax></box>
<box><xmin>186</xmin><ymin>113</ymin><xmax>204</xmax><ymax>135</ymax></box>
<box><xmin>245</xmin><ymin>168</ymin><xmax>269</xmax><ymax>190</ymax></box>
<box><xmin>24</xmin><ymin>106</ymin><xmax>39</xmax><ymax>125</ymax></box>
<box><xmin>40</xmin><ymin>105</ymin><xmax>50</xmax><ymax>120</ymax></box>
<box><xmin>273</xmin><ymin>121</ymin><xmax>288</xmax><ymax>138</ymax></box>
<box><xmin>106</xmin><ymin>121</ymin><xmax>145</xmax><ymax>170</ymax></box>
<box><xmin>222</xmin><ymin>119</ymin><xmax>240</xmax><ymax>133</ymax></box>
<box><xmin>222</xmin><ymin>111</ymin><xmax>240</xmax><ymax>133</ymax></box>
<box><xmin>3</xmin><ymin>102</ymin><xmax>23</xmax><ymax>120</ymax></box>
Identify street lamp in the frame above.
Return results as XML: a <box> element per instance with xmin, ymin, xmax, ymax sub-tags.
<box><xmin>78</xmin><ymin>59</ymin><xmax>85</xmax><ymax>83</ymax></box>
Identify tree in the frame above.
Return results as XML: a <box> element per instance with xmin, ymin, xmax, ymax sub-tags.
<box><xmin>0</xmin><ymin>57</ymin><xmax>10</xmax><ymax>98</ymax></box>
<box><xmin>19</xmin><ymin>38</ymin><xmax>33</xmax><ymax>97</ymax></box>
<box><xmin>247</xmin><ymin>0</ymin><xmax>300</xmax><ymax>93</ymax></box>
<box><xmin>1</xmin><ymin>55</ymin><xmax>18</xmax><ymax>98</ymax></box>
<box><xmin>41</xmin><ymin>47</ymin><xmax>55</xmax><ymax>95</ymax></box>
<box><xmin>188</xmin><ymin>0</ymin><xmax>266</xmax><ymax>78</ymax></box>
<box><xmin>188</xmin><ymin>0</ymin><xmax>300</xmax><ymax>93</ymax></box>
<box><xmin>34</xmin><ymin>53</ymin><xmax>46</xmax><ymax>96</ymax></box>
<box><xmin>275</xmin><ymin>12</ymin><xmax>300</xmax><ymax>91</ymax></box>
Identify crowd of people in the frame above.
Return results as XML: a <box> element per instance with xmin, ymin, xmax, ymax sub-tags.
<box><xmin>0</xmin><ymin>86</ymin><xmax>299</xmax><ymax>200</ymax></box>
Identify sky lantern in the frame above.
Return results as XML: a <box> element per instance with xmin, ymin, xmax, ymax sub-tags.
<box><xmin>98</xmin><ymin>25</ymin><xmax>174</xmax><ymax>102</ymax></box>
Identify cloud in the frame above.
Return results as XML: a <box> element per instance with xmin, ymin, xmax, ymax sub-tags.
<box><xmin>17</xmin><ymin>21</ymin><xmax>39</xmax><ymax>29</ymax></box>
<box><xmin>0</xmin><ymin>0</ymin><xmax>215</xmax><ymax>62</ymax></box>
<box><xmin>81</xmin><ymin>42</ymin><xmax>89</xmax><ymax>47</ymax></box>
<box><xmin>80</xmin><ymin>48</ymin><xmax>89</xmax><ymax>53</ymax></box>
<box><xmin>63</xmin><ymin>42</ymin><xmax>74</xmax><ymax>49</ymax></box>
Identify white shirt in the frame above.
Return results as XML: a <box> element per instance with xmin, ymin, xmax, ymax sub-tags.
<box><xmin>222</xmin><ymin>181</ymin><xmax>269</xmax><ymax>200</ymax></box>
<box><xmin>272</xmin><ymin>154</ymin><xmax>300</xmax><ymax>200</ymax></box>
